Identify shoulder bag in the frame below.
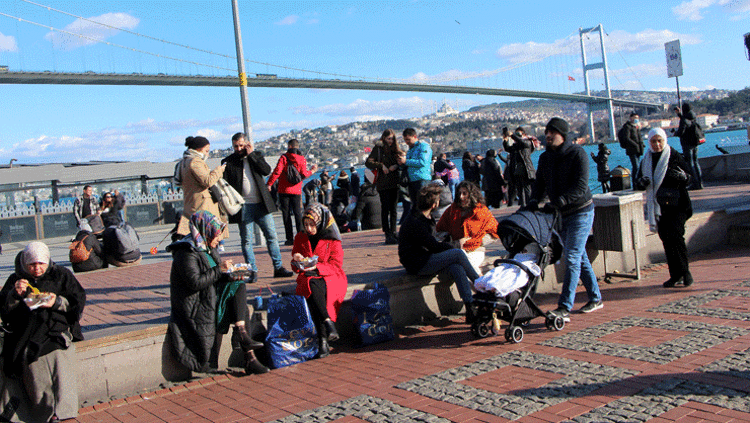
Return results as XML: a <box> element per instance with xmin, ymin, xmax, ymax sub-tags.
<box><xmin>209</xmin><ymin>178</ymin><xmax>243</xmax><ymax>216</ymax></box>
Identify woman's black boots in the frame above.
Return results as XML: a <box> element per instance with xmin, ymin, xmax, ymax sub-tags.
<box><xmin>232</xmin><ymin>325</ymin><xmax>264</xmax><ymax>352</ymax></box>
<box><xmin>324</xmin><ymin>318</ymin><xmax>339</xmax><ymax>341</ymax></box>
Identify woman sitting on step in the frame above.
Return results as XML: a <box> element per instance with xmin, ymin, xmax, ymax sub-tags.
<box><xmin>166</xmin><ymin>210</ymin><xmax>268</xmax><ymax>375</ymax></box>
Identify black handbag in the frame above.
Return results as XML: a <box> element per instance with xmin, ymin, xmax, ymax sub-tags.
<box><xmin>656</xmin><ymin>185</ymin><xmax>680</xmax><ymax>207</ymax></box>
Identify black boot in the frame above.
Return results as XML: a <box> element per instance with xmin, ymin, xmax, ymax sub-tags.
<box><xmin>232</xmin><ymin>325</ymin><xmax>264</xmax><ymax>352</ymax></box>
<box><xmin>663</xmin><ymin>277</ymin><xmax>683</xmax><ymax>288</ymax></box>
<box><xmin>208</xmin><ymin>333</ymin><xmax>222</xmax><ymax>370</ymax></box>
<box><xmin>324</xmin><ymin>319</ymin><xmax>339</xmax><ymax>342</ymax></box>
<box><xmin>683</xmin><ymin>271</ymin><xmax>694</xmax><ymax>287</ymax></box>
<box><xmin>318</xmin><ymin>337</ymin><xmax>330</xmax><ymax>358</ymax></box>
<box><xmin>244</xmin><ymin>352</ymin><xmax>270</xmax><ymax>375</ymax></box>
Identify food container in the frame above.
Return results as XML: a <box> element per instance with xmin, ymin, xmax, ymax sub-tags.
<box><xmin>294</xmin><ymin>255</ymin><xmax>318</xmax><ymax>271</ymax></box>
<box><xmin>24</xmin><ymin>293</ymin><xmax>53</xmax><ymax>310</ymax></box>
<box><xmin>226</xmin><ymin>263</ymin><xmax>254</xmax><ymax>279</ymax></box>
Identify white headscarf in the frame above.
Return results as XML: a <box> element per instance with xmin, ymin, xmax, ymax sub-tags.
<box><xmin>22</xmin><ymin>241</ymin><xmax>51</xmax><ymax>267</ymax></box>
<box><xmin>641</xmin><ymin>128</ymin><xmax>671</xmax><ymax>232</ymax></box>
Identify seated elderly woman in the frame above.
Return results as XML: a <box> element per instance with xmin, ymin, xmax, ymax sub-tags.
<box><xmin>398</xmin><ymin>184</ymin><xmax>480</xmax><ymax>323</ymax></box>
<box><xmin>437</xmin><ymin>181</ymin><xmax>499</xmax><ymax>275</ymax></box>
<box><xmin>0</xmin><ymin>241</ymin><xmax>86</xmax><ymax>423</ymax></box>
<box><xmin>291</xmin><ymin>203</ymin><xmax>348</xmax><ymax>358</ymax></box>
<box><xmin>166</xmin><ymin>211</ymin><xmax>268</xmax><ymax>375</ymax></box>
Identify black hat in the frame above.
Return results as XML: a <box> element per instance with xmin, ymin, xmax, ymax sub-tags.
<box><xmin>185</xmin><ymin>136</ymin><xmax>210</xmax><ymax>150</ymax></box>
<box><xmin>545</xmin><ymin>117</ymin><xmax>569</xmax><ymax>140</ymax></box>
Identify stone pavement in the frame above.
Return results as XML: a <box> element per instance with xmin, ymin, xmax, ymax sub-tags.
<box><xmin>69</xmin><ymin>245</ymin><xmax>750</xmax><ymax>423</ymax></box>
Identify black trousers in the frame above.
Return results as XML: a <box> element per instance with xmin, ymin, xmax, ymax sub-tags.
<box><xmin>378</xmin><ymin>188</ymin><xmax>399</xmax><ymax>235</ymax></box>
<box><xmin>508</xmin><ymin>175</ymin><xmax>531</xmax><ymax>207</ymax></box>
<box><xmin>305</xmin><ymin>277</ymin><xmax>329</xmax><ymax>338</ymax></box>
<box><xmin>657</xmin><ymin>210</ymin><xmax>690</xmax><ymax>279</ymax></box>
<box><xmin>279</xmin><ymin>193</ymin><xmax>303</xmax><ymax>243</ymax></box>
<box><xmin>223</xmin><ymin>282</ymin><xmax>250</xmax><ymax>326</ymax></box>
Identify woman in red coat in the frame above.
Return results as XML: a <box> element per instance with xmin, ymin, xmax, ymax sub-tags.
<box><xmin>291</xmin><ymin>203</ymin><xmax>348</xmax><ymax>358</ymax></box>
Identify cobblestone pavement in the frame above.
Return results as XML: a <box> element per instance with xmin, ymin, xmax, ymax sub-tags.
<box><xmin>69</xmin><ymin>245</ymin><xmax>750</xmax><ymax>423</ymax></box>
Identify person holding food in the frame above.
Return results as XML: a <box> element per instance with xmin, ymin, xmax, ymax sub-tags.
<box><xmin>291</xmin><ymin>203</ymin><xmax>348</xmax><ymax>358</ymax></box>
<box><xmin>166</xmin><ymin>210</ymin><xmax>268</xmax><ymax>375</ymax></box>
<box><xmin>0</xmin><ymin>241</ymin><xmax>86</xmax><ymax>423</ymax></box>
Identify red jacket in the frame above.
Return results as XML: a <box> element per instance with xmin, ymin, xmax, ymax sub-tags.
<box><xmin>267</xmin><ymin>151</ymin><xmax>313</xmax><ymax>195</ymax></box>
<box><xmin>291</xmin><ymin>233</ymin><xmax>348</xmax><ymax>322</ymax></box>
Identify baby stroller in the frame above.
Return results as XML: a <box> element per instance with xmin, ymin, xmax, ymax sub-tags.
<box><xmin>470</xmin><ymin>209</ymin><xmax>564</xmax><ymax>343</ymax></box>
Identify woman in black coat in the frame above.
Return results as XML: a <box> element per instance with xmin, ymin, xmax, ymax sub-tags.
<box><xmin>0</xmin><ymin>241</ymin><xmax>86</xmax><ymax>423</ymax></box>
<box><xmin>480</xmin><ymin>149</ymin><xmax>506</xmax><ymax>209</ymax></box>
<box><xmin>166</xmin><ymin>210</ymin><xmax>267</xmax><ymax>375</ymax></box>
<box><xmin>634</xmin><ymin>128</ymin><xmax>694</xmax><ymax>287</ymax></box>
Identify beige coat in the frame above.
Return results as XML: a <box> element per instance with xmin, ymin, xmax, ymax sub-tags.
<box><xmin>176</xmin><ymin>156</ymin><xmax>227</xmax><ymax>236</ymax></box>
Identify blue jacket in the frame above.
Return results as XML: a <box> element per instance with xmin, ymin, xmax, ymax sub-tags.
<box><xmin>405</xmin><ymin>141</ymin><xmax>433</xmax><ymax>182</ymax></box>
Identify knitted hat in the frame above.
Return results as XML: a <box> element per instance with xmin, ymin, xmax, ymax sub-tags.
<box><xmin>22</xmin><ymin>241</ymin><xmax>50</xmax><ymax>267</ymax></box>
<box><xmin>545</xmin><ymin>117</ymin><xmax>569</xmax><ymax>140</ymax></box>
<box><xmin>185</xmin><ymin>136</ymin><xmax>210</xmax><ymax>150</ymax></box>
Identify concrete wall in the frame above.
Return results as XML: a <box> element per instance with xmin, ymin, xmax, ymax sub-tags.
<box><xmin>699</xmin><ymin>153</ymin><xmax>750</xmax><ymax>182</ymax></box>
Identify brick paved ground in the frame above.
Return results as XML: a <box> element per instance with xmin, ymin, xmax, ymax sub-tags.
<box><xmin>70</xmin><ymin>245</ymin><xmax>750</xmax><ymax>422</ymax></box>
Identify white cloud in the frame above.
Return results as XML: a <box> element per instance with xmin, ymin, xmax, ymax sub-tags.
<box><xmin>673</xmin><ymin>0</ymin><xmax>719</xmax><ymax>21</ymax></box>
<box><xmin>289</xmin><ymin>96</ymin><xmax>479</xmax><ymax>121</ymax></box>
<box><xmin>496</xmin><ymin>29</ymin><xmax>701</xmax><ymax>64</ymax></box>
<box><xmin>45</xmin><ymin>12</ymin><xmax>139</xmax><ymax>50</ymax></box>
<box><xmin>654</xmin><ymin>84</ymin><xmax>716</xmax><ymax>91</ymax></box>
<box><xmin>405</xmin><ymin>69</ymin><xmax>499</xmax><ymax>83</ymax></box>
<box><xmin>275</xmin><ymin>15</ymin><xmax>299</xmax><ymax>25</ymax></box>
<box><xmin>0</xmin><ymin>31</ymin><xmax>18</xmax><ymax>52</ymax></box>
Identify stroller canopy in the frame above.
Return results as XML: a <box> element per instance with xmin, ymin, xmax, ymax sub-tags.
<box><xmin>497</xmin><ymin>210</ymin><xmax>563</xmax><ymax>265</ymax></box>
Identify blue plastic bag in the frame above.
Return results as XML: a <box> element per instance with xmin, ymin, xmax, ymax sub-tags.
<box><xmin>350</xmin><ymin>283</ymin><xmax>395</xmax><ymax>346</ymax></box>
<box><xmin>265</xmin><ymin>294</ymin><xmax>319</xmax><ymax>368</ymax></box>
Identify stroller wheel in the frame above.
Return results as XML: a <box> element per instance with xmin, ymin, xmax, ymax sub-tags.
<box><xmin>475</xmin><ymin>322</ymin><xmax>492</xmax><ymax>338</ymax></box>
<box><xmin>553</xmin><ymin>316</ymin><xmax>565</xmax><ymax>331</ymax></box>
<box><xmin>511</xmin><ymin>326</ymin><xmax>524</xmax><ymax>343</ymax></box>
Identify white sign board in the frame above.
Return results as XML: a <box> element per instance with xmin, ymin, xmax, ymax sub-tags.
<box><xmin>665</xmin><ymin>39</ymin><xmax>683</xmax><ymax>78</ymax></box>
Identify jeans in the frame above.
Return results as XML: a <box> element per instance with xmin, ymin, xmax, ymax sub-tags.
<box><xmin>558</xmin><ymin>208</ymin><xmax>601</xmax><ymax>311</ymax></box>
<box><xmin>628</xmin><ymin>154</ymin><xmax>640</xmax><ymax>178</ymax></box>
<box><xmin>238</xmin><ymin>203</ymin><xmax>283</xmax><ymax>271</ymax></box>
<box><xmin>418</xmin><ymin>248</ymin><xmax>478</xmax><ymax>303</ymax></box>
<box><xmin>407</xmin><ymin>179</ymin><xmax>429</xmax><ymax>210</ymax></box>
<box><xmin>447</xmin><ymin>179</ymin><xmax>459</xmax><ymax>201</ymax></box>
<box><xmin>682</xmin><ymin>146</ymin><xmax>703</xmax><ymax>188</ymax></box>
<box><xmin>279</xmin><ymin>193</ymin><xmax>303</xmax><ymax>243</ymax></box>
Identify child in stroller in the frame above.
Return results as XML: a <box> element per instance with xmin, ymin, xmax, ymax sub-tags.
<box><xmin>470</xmin><ymin>209</ymin><xmax>564</xmax><ymax>343</ymax></box>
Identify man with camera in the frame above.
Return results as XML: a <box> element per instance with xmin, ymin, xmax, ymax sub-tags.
<box><xmin>222</xmin><ymin>133</ymin><xmax>293</xmax><ymax>280</ymax></box>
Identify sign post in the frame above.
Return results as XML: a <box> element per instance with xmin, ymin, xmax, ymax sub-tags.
<box><xmin>665</xmin><ymin>39</ymin><xmax>683</xmax><ymax>107</ymax></box>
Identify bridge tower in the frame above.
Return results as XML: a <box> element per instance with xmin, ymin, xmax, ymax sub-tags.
<box><xmin>579</xmin><ymin>24</ymin><xmax>616</xmax><ymax>143</ymax></box>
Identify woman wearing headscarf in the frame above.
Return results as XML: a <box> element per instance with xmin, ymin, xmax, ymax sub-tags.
<box><xmin>0</xmin><ymin>241</ymin><xmax>86</xmax><ymax>423</ymax></box>
<box><xmin>437</xmin><ymin>181</ymin><xmax>499</xmax><ymax>275</ymax></box>
<box><xmin>291</xmin><ymin>203</ymin><xmax>348</xmax><ymax>358</ymax></box>
<box><xmin>175</xmin><ymin>136</ymin><xmax>227</xmax><ymax>239</ymax></box>
<box><xmin>167</xmin><ymin>211</ymin><xmax>268</xmax><ymax>375</ymax></box>
<box><xmin>634</xmin><ymin>128</ymin><xmax>694</xmax><ymax>287</ymax></box>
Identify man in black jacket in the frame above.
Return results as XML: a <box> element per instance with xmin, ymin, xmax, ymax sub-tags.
<box><xmin>528</xmin><ymin>117</ymin><xmax>603</xmax><ymax>323</ymax></box>
<box><xmin>618</xmin><ymin>113</ymin><xmax>644</xmax><ymax>176</ymax></box>
<box><xmin>222</xmin><ymin>133</ymin><xmax>293</xmax><ymax>279</ymax></box>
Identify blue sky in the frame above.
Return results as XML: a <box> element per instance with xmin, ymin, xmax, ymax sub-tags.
<box><xmin>0</xmin><ymin>0</ymin><xmax>748</xmax><ymax>164</ymax></box>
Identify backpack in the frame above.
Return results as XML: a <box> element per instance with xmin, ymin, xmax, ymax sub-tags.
<box><xmin>104</xmin><ymin>222</ymin><xmax>140</xmax><ymax>256</ymax></box>
<box><xmin>69</xmin><ymin>235</ymin><xmax>92</xmax><ymax>264</ymax></box>
<box><xmin>685</xmin><ymin>120</ymin><xmax>705</xmax><ymax>147</ymax></box>
<box><xmin>285</xmin><ymin>154</ymin><xmax>304</xmax><ymax>185</ymax></box>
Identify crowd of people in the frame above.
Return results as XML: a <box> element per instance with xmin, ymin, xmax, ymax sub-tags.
<box><xmin>0</xmin><ymin>116</ymin><xmax>701</xmax><ymax>422</ymax></box>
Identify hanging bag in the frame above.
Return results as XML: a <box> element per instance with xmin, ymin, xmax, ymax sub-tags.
<box><xmin>209</xmin><ymin>178</ymin><xmax>243</xmax><ymax>216</ymax></box>
<box><xmin>285</xmin><ymin>154</ymin><xmax>304</xmax><ymax>185</ymax></box>
<box><xmin>265</xmin><ymin>294</ymin><xmax>319</xmax><ymax>368</ymax></box>
<box><xmin>350</xmin><ymin>283</ymin><xmax>395</xmax><ymax>347</ymax></box>
<box><xmin>69</xmin><ymin>235</ymin><xmax>92</xmax><ymax>264</ymax></box>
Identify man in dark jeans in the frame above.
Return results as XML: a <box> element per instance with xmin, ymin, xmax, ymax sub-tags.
<box><xmin>527</xmin><ymin>117</ymin><xmax>603</xmax><ymax>323</ymax></box>
<box><xmin>222</xmin><ymin>133</ymin><xmax>293</xmax><ymax>279</ymax></box>
<box><xmin>618</xmin><ymin>113</ymin><xmax>644</xmax><ymax>177</ymax></box>
<box><xmin>397</xmin><ymin>128</ymin><xmax>433</xmax><ymax>208</ymax></box>
<box><xmin>267</xmin><ymin>139</ymin><xmax>318</xmax><ymax>245</ymax></box>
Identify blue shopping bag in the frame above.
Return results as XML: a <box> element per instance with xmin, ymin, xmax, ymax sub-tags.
<box><xmin>350</xmin><ymin>283</ymin><xmax>395</xmax><ymax>347</ymax></box>
<box><xmin>265</xmin><ymin>294</ymin><xmax>319</xmax><ymax>369</ymax></box>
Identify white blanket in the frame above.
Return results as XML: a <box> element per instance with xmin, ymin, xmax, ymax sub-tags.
<box><xmin>474</xmin><ymin>253</ymin><xmax>541</xmax><ymax>298</ymax></box>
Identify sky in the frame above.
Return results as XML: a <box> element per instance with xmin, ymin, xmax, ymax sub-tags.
<box><xmin>0</xmin><ymin>0</ymin><xmax>748</xmax><ymax>164</ymax></box>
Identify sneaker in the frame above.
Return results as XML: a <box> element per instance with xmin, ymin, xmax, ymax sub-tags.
<box><xmin>663</xmin><ymin>277</ymin><xmax>683</xmax><ymax>288</ymax></box>
<box><xmin>273</xmin><ymin>267</ymin><xmax>294</xmax><ymax>278</ymax></box>
<box><xmin>579</xmin><ymin>301</ymin><xmax>603</xmax><ymax>314</ymax></box>
<box><xmin>284</xmin><ymin>240</ymin><xmax>294</xmax><ymax>246</ymax></box>
<box><xmin>217</xmin><ymin>244</ymin><xmax>225</xmax><ymax>252</ymax></box>
<box><xmin>551</xmin><ymin>307</ymin><xmax>570</xmax><ymax>322</ymax></box>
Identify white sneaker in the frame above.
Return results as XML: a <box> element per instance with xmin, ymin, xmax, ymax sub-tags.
<box><xmin>217</xmin><ymin>245</ymin><xmax>225</xmax><ymax>252</ymax></box>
